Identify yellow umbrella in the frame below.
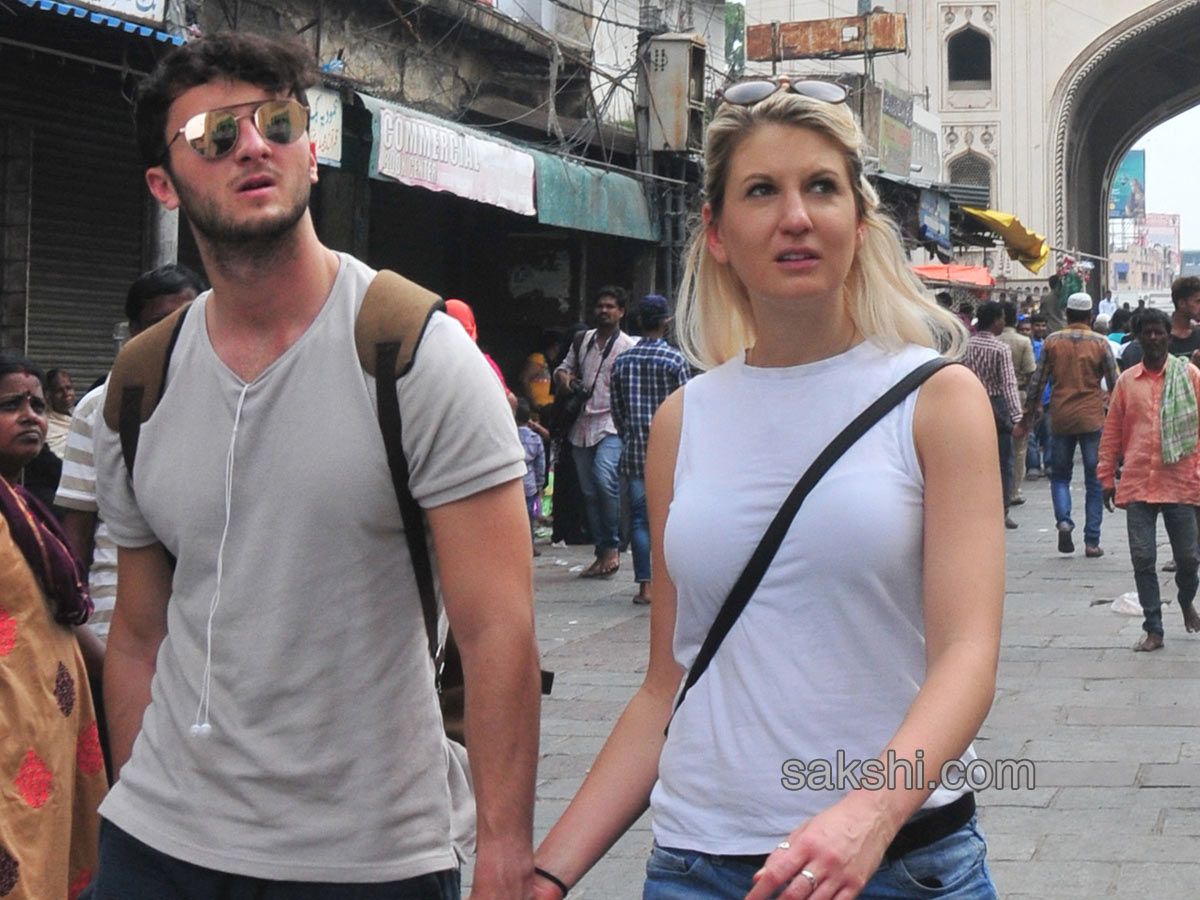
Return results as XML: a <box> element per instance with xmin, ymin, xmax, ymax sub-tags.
<box><xmin>962</xmin><ymin>207</ymin><xmax>1050</xmax><ymax>275</ymax></box>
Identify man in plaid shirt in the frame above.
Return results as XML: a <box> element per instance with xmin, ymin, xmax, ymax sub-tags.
<box><xmin>610</xmin><ymin>294</ymin><xmax>691</xmax><ymax>604</ymax></box>
<box><xmin>963</xmin><ymin>301</ymin><xmax>1023</xmax><ymax>530</ymax></box>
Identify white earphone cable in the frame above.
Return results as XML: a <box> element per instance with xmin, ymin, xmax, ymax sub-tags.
<box><xmin>191</xmin><ymin>382</ymin><xmax>251</xmax><ymax>738</ymax></box>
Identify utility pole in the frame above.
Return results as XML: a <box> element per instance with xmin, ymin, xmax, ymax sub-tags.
<box><xmin>636</xmin><ymin>15</ymin><xmax>704</xmax><ymax>305</ymax></box>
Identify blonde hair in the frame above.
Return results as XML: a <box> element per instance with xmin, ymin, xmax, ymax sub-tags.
<box><xmin>675</xmin><ymin>91</ymin><xmax>967</xmax><ymax>370</ymax></box>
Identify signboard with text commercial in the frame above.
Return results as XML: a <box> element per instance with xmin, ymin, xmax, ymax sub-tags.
<box><xmin>369</xmin><ymin>101</ymin><xmax>535</xmax><ymax>216</ymax></box>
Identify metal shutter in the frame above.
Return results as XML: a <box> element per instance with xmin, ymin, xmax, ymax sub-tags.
<box><xmin>2</xmin><ymin>52</ymin><xmax>147</xmax><ymax>385</ymax></box>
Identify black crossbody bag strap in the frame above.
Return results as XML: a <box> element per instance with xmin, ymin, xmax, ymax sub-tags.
<box><xmin>668</xmin><ymin>357</ymin><xmax>954</xmax><ymax>731</ymax></box>
<box><xmin>585</xmin><ymin>331</ymin><xmax>619</xmax><ymax>393</ymax></box>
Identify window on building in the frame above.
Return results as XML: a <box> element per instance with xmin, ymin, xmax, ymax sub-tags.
<box><xmin>948</xmin><ymin>27</ymin><xmax>992</xmax><ymax>90</ymax></box>
<box><xmin>948</xmin><ymin>152</ymin><xmax>992</xmax><ymax>206</ymax></box>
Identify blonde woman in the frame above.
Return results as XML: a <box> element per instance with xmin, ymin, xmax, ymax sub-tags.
<box><xmin>531</xmin><ymin>82</ymin><xmax>1003</xmax><ymax>900</ymax></box>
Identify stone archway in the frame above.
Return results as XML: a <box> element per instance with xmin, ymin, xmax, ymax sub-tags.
<box><xmin>1050</xmin><ymin>0</ymin><xmax>1200</xmax><ymax>286</ymax></box>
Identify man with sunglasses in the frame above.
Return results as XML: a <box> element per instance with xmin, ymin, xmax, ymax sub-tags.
<box><xmin>88</xmin><ymin>32</ymin><xmax>540</xmax><ymax>900</ymax></box>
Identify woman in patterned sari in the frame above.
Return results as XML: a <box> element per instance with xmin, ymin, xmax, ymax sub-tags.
<box><xmin>0</xmin><ymin>353</ymin><xmax>106</xmax><ymax>899</ymax></box>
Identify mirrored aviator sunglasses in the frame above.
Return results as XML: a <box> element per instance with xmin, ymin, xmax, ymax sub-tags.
<box><xmin>174</xmin><ymin>98</ymin><xmax>310</xmax><ymax>160</ymax></box>
<box><xmin>719</xmin><ymin>78</ymin><xmax>848</xmax><ymax>107</ymax></box>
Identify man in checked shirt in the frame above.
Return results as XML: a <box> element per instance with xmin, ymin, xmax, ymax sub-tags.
<box><xmin>963</xmin><ymin>301</ymin><xmax>1023</xmax><ymax>531</ymax></box>
<box><xmin>610</xmin><ymin>294</ymin><xmax>691</xmax><ymax>604</ymax></box>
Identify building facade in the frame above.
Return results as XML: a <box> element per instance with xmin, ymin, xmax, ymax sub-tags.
<box><xmin>740</xmin><ymin>1</ymin><xmax>1200</xmax><ymax>296</ymax></box>
<box><xmin>3</xmin><ymin>0</ymin><xmax>722</xmax><ymax>384</ymax></box>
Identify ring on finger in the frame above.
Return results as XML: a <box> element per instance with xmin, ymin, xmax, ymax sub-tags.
<box><xmin>799</xmin><ymin>868</ymin><xmax>818</xmax><ymax>891</ymax></box>
<box><xmin>776</xmin><ymin>840</ymin><xmax>791</xmax><ymax>850</ymax></box>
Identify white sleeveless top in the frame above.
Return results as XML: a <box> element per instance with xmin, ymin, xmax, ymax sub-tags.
<box><xmin>651</xmin><ymin>339</ymin><xmax>975</xmax><ymax>854</ymax></box>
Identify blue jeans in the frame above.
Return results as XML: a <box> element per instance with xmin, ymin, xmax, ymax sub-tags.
<box><xmin>83</xmin><ymin>821</ymin><xmax>460</xmax><ymax>899</ymax></box>
<box><xmin>1126</xmin><ymin>501</ymin><xmax>1200</xmax><ymax>636</ymax></box>
<box><xmin>643</xmin><ymin>815</ymin><xmax>996</xmax><ymax>900</ymax></box>
<box><xmin>997</xmin><ymin>427</ymin><xmax>1014</xmax><ymax>514</ymax></box>
<box><xmin>628</xmin><ymin>476</ymin><xmax>651</xmax><ymax>583</ymax></box>
<box><xmin>573</xmin><ymin>435</ymin><xmax>622</xmax><ymax>554</ymax></box>
<box><xmin>1049</xmin><ymin>429</ymin><xmax>1103</xmax><ymax>547</ymax></box>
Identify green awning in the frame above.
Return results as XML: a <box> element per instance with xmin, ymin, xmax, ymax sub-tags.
<box><xmin>358</xmin><ymin>92</ymin><xmax>658</xmax><ymax>242</ymax></box>
<box><xmin>530</xmin><ymin>152</ymin><xmax>659</xmax><ymax>243</ymax></box>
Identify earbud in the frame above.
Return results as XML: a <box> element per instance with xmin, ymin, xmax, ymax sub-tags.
<box><xmin>190</xmin><ymin>722</ymin><xmax>213</xmax><ymax>738</ymax></box>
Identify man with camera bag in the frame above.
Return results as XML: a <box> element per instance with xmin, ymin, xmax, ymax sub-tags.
<box><xmin>554</xmin><ymin>287</ymin><xmax>635</xmax><ymax>578</ymax></box>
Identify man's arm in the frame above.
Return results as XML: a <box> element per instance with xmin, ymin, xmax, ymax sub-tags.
<box><xmin>553</xmin><ymin>334</ymin><xmax>583</xmax><ymax>392</ymax></box>
<box><xmin>609</xmin><ymin>364</ymin><xmax>626</xmax><ymax>436</ymax></box>
<box><xmin>1100</xmin><ymin>338</ymin><xmax>1119</xmax><ymax>394</ymax></box>
<box><xmin>105</xmin><ymin>543</ymin><xmax>172</xmax><ymax>778</ymax></box>
<box><xmin>1017</xmin><ymin>340</ymin><xmax>1036</xmax><ymax>385</ymax></box>
<box><xmin>673</xmin><ymin>356</ymin><xmax>691</xmax><ymax>390</ymax></box>
<box><xmin>1024</xmin><ymin>340</ymin><xmax>1052</xmax><ymax>420</ymax></box>
<box><xmin>73</xmin><ymin>623</ymin><xmax>106</xmax><ymax>683</ymax></box>
<box><xmin>61</xmin><ymin>508</ymin><xmax>97</xmax><ymax>570</ymax></box>
<box><xmin>1097</xmin><ymin>376</ymin><xmax>1127</xmax><ymax>510</ymax></box>
<box><xmin>999</xmin><ymin>346</ymin><xmax>1022</xmax><ymax>424</ymax></box>
<box><xmin>427</xmin><ymin>478</ymin><xmax>540</xmax><ymax>900</ymax></box>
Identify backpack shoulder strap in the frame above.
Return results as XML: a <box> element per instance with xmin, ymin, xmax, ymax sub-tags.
<box><xmin>102</xmin><ymin>303</ymin><xmax>192</xmax><ymax>476</ymax></box>
<box><xmin>355</xmin><ymin>269</ymin><xmax>444</xmax><ymax>380</ymax></box>
<box><xmin>355</xmin><ymin>270</ymin><xmax>444</xmax><ymax>662</ymax></box>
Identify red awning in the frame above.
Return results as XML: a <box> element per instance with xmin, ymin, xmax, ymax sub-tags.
<box><xmin>911</xmin><ymin>263</ymin><xmax>995</xmax><ymax>287</ymax></box>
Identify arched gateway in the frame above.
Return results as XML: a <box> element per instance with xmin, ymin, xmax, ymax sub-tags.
<box><xmin>1051</xmin><ymin>0</ymin><xmax>1200</xmax><ymax>275</ymax></box>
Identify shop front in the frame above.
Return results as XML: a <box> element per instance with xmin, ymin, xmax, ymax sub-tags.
<box><xmin>356</xmin><ymin>94</ymin><xmax>660</xmax><ymax>381</ymax></box>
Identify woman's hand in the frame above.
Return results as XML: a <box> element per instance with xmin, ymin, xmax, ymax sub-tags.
<box><xmin>744</xmin><ymin>795</ymin><xmax>895</xmax><ymax>900</ymax></box>
<box><xmin>530</xmin><ymin>875</ymin><xmax>566</xmax><ymax>900</ymax></box>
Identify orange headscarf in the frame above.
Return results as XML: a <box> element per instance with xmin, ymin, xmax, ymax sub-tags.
<box><xmin>444</xmin><ymin>299</ymin><xmax>478</xmax><ymax>342</ymax></box>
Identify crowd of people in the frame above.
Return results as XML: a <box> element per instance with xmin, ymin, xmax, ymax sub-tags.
<box><xmin>954</xmin><ymin>274</ymin><xmax>1200</xmax><ymax>655</ymax></box>
<box><xmin>2</xmin><ymin>26</ymin><xmax>1196</xmax><ymax>900</ymax></box>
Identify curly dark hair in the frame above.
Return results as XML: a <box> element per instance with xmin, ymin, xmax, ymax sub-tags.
<box><xmin>135</xmin><ymin>31</ymin><xmax>318</xmax><ymax>168</ymax></box>
<box><xmin>593</xmin><ymin>285</ymin><xmax>629</xmax><ymax>310</ymax></box>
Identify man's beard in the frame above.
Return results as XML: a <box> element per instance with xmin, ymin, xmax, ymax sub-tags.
<box><xmin>176</xmin><ymin>175</ymin><xmax>310</xmax><ymax>259</ymax></box>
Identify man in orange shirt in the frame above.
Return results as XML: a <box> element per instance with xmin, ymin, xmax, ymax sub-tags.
<box><xmin>1098</xmin><ymin>308</ymin><xmax>1200</xmax><ymax>651</ymax></box>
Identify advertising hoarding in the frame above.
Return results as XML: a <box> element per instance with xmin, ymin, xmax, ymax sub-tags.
<box><xmin>1109</xmin><ymin>150</ymin><xmax>1146</xmax><ymax>219</ymax></box>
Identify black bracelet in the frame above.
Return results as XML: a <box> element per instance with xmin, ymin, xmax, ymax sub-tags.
<box><xmin>533</xmin><ymin>866</ymin><xmax>570</xmax><ymax>898</ymax></box>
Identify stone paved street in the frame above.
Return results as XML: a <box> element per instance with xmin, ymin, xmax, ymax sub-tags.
<box><xmin>488</xmin><ymin>473</ymin><xmax>1200</xmax><ymax>898</ymax></box>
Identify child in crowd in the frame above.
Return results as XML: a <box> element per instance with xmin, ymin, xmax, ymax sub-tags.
<box><xmin>517</xmin><ymin>399</ymin><xmax>545</xmax><ymax>555</ymax></box>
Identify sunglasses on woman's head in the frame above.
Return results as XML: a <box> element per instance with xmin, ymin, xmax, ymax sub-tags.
<box><xmin>718</xmin><ymin>77</ymin><xmax>848</xmax><ymax>107</ymax></box>
<box><xmin>164</xmin><ymin>98</ymin><xmax>310</xmax><ymax>161</ymax></box>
